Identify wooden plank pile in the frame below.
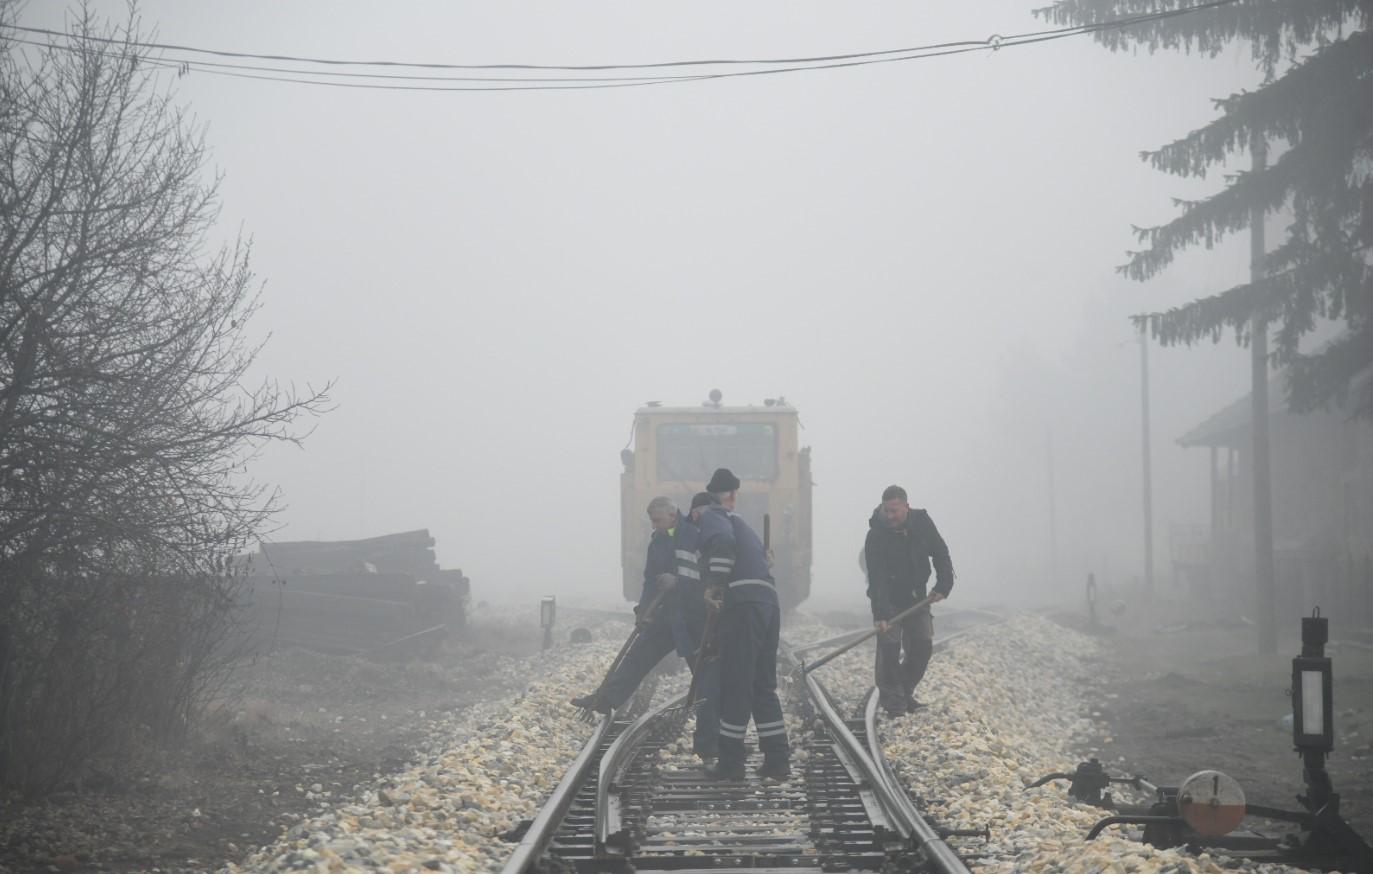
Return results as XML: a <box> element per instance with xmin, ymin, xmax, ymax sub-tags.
<box><xmin>252</xmin><ymin>529</ymin><xmax>441</xmax><ymax>577</ymax></box>
<box><xmin>241</xmin><ymin>530</ymin><xmax>471</xmax><ymax>657</ymax></box>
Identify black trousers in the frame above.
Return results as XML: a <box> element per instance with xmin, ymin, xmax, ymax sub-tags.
<box><xmin>716</xmin><ymin>600</ymin><xmax>788</xmax><ymax>767</ymax></box>
<box><xmin>601</xmin><ymin>618</ymin><xmax>720</xmax><ymax>755</ymax></box>
<box><xmin>875</xmin><ymin>607</ymin><xmax>933</xmax><ymax>711</ymax></box>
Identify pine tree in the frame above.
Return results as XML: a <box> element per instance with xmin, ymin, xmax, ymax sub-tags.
<box><xmin>1036</xmin><ymin>0</ymin><xmax>1373</xmax><ymax>414</ymax></box>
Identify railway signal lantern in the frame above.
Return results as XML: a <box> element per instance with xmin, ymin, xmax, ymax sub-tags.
<box><xmin>1292</xmin><ymin>611</ymin><xmax>1334</xmax><ymax>755</ymax></box>
<box><xmin>541</xmin><ymin>596</ymin><xmax>557</xmax><ymax>651</ymax></box>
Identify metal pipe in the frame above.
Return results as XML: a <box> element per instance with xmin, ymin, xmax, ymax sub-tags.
<box><xmin>804</xmin><ymin>594</ymin><xmax>937</xmax><ymax>673</ymax></box>
<box><xmin>789</xmin><ymin>627</ymin><xmax>871</xmax><ymax>656</ymax></box>
<box><xmin>1086</xmin><ymin>815</ymin><xmax>1182</xmax><ymax>841</ymax></box>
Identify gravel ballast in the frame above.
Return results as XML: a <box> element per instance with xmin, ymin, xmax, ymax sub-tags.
<box><xmin>227</xmin><ymin>622</ymin><xmax>625</xmax><ymax>874</ymax></box>
<box><xmin>812</xmin><ymin>613</ymin><xmax>1313</xmax><ymax>873</ymax></box>
<box><xmin>228</xmin><ymin>610</ymin><xmax>1325</xmax><ymax>873</ymax></box>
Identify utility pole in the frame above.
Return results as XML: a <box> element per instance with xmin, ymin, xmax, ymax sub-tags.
<box><xmin>1048</xmin><ymin>429</ymin><xmax>1058</xmax><ymax>583</ymax></box>
<box><xmin>1140</xmin><ymin>322</ymin><xmax>1155</xmax><ymax>595</ymax></box>
<box><xmin>1251</xmin><ymin>133</ymin><xmax>1278</xmax><ymax>654</ymax></box>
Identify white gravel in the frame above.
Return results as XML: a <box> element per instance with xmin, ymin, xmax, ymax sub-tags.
<box><xmin>810</xmin><ymin>612</ymin><xmax>1315</xmax><ymax>873</ymax></box>
<box><xmin>226</xmin><ymin>610</ymin><xmax>628</xmax><ymax>874</ymax></box>
<box><xmin>226</xmin><ymin>608</ymin><xmax>1324</xmax><ymax>874</ymax></box>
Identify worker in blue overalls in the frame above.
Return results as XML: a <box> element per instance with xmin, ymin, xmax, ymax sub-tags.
<box><xmin>570</xmin><ymin>496</ymin><xmax>719</xmax><ymax>759</ymax></box>
<box><xmin>696</xmin><ymin>468</ymin><xmax>790</xmax><ymax>781</ymax></box>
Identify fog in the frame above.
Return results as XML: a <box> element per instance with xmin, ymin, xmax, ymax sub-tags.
<box><xmin>21</xmin><ymin>0</ymin><xmax>1273</xmax><ymax>610</ymax></box>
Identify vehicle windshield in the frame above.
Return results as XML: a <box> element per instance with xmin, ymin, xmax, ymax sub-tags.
<box><xmin>655</xmin><ymin>423</ymin><xmax>777</xmax><ymax>482</ymax></box>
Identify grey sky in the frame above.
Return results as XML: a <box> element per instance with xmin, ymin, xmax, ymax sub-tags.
<box><xmin>20</xmin><ymin>1</ymin><xmax>1269</xmax><ymax>607</ymax></box>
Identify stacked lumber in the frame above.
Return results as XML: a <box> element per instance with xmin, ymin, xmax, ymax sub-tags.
<box><xmin>240</xmin><ymin>530</ymin><xmax>471</xmax><ymax>656</ymax></box>
<box><xmin>252</xmin><ymin>529</ymin><xmax>440</xmax><ymax>578</ymax></box>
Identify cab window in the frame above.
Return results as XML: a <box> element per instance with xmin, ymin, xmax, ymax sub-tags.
<box><xmin>655</xmin><ymin>423</ymin><xmax>777</xmax><ymax>482</ymax></box>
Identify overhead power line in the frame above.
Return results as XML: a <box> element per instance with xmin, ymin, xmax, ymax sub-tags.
<box><xmin>1</xmin><ymin>0</ymin><xmax>1242</xmax><ymax>92</ymax></box>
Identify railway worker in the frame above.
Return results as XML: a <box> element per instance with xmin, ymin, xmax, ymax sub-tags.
<box><xmin>569</xmin><ymin>497</ymin><xmax>719</xmax><ymax>757</ymax></box>
<box><xmin>697</xmin><ymin>468</ymin><xmax>791</xmax><ymax>782</ymax></box>
<box><xmin>863</xmin><ymin>484</ymin><xmax>954</xmax><ymax>717</ymax></box>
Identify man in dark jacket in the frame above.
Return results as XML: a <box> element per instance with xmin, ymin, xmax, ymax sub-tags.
<box><xmin>863</xmin><ymin>484</ymin><xmax>954</xmax><ymax>716</ymax></box>
<box><xmin>571</xmin><ymin>496</ymin><xmax>718</xmax><ymax>755</ymax></box>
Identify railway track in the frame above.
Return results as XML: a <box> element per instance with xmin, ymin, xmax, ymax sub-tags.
<box><xmin>501</xmin><ymin>638</ymin><xmax>972</xmax><ymax>873</ymax></box>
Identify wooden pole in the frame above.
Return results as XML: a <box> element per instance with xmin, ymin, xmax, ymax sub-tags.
<box><xmin>1141</xmin><ymin>323</ymin><xmax>1155</xmax><ymax>595</ymax></box>
<box><xmin>1048</xmin><ymin>430</ymin><xmax>1058</xmax><ymax>583</ymax></box>
<box><xmin>1251</xmin><ymin>132</ymin><xmax>1278</xmax><ymax>654</ymax></box>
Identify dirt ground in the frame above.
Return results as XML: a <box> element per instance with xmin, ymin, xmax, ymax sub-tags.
<box><xmin>1054</xmin><ymin>596</ymin><xmax>1373</xmax><ymax>841</ymax></box>
<box><xmin>0</xmin><ymin>606</ymin><xmax>562</xmax><ymax>874</ymax></box>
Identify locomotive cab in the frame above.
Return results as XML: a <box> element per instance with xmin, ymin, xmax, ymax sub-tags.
<box><xmin>620</xmin><ymin>391</ymin><xmax>812</xmax><ymax>610</ymax></box>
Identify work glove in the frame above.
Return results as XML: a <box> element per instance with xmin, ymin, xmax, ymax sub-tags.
<box><xmin>656</xmin><ymin>572</ymin><xmax>677</xmax><ymax>591</ymax></box>
<box><xmin>704</xmin><ymin>585</ymin><xmax>725</xmax><ymax>613</ymax></box>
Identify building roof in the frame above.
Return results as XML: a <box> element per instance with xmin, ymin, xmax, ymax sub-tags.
<box><xmin>1177</xmin><ymin>352</ymin><xmax>1373</xmax><ymax>448</ymax></box>
<box><xmin>1177</xmin><ymin>378</ymin><xmax>1285</xmax><ymax>449</ymax></box>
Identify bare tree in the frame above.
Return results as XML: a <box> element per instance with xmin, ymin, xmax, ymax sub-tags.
<box><xmin>0</xmin><ymin>4</ymin><xmax>330</xmax><ymax>791</ymax></box>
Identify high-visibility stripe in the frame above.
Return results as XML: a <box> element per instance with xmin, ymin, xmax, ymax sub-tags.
<box><xmin>719</xmin><ymin>720</ymin><xmax>747</xmax><ymax>732</ymax></box>
<box><xmin>675</xmin><ymin>549</ymin><xmax>696</xmax><ymax>561</ymax></box>
<box><xmin>755</xmin><ymin>719</ymin><xmax>785</xmax><ymax>730</ymax></box>
<box><xmin>728</xmin><ymin>579</ymin><xmax>775</xmax><ymax>589</ymax></box>
<box><xmin>719</xmin><ymin>726</ymin><xmax>746</xmax><ymax>739</ymax></box>
<box><xmin>758</xmin><ymin>726</ymin><xmax>787</xmax><ymax>737</ymax></box>
<box><xmin>677</xmin><ymin>567</ymin><xmax>701</xmax><ymax>580</ymax></box>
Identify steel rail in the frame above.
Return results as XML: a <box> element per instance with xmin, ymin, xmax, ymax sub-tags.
<box><xmin>594</xmin><ymin>691</ymin><xmax>688</xmax><ymax>855</ymax></box>
<box><xmin>507</xmin><ymin>620</ymin><xmax>984</xmax><ymax>873</ymax></box>
<box><xmin>863</xmin><ymin>687</ymin><xmax>973</xmax><ymax>873</ymax></box>
<box><xmin>799</xmin><ymin>668</ymin><xmax>906</xmax><ymax>829</ymax></box>
<box><xmin>801</xmin><ymin>672</ymin><xmax>969</xmax><ymax>874</ymax></box>
<box><xmin>500</xmin><ymin>712</ymin><xmax>614</xmax><ymax>874</ymax></box>
<box><xmin>782</xmin><ymin>637</ymin><xmax>971</xmax><ymax>874</ymax></box>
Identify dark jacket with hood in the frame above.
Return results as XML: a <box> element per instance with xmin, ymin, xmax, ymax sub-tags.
<box><xmin>863</xmin><ymin>506</ymin><xmax>953</xmax><ymax>620</ymax></box>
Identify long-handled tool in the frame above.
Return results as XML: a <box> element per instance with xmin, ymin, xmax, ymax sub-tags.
<box><xmin>575</xmin><ymin>587</ymin><xmax>672</xmax><ymax>723</ymax></box>
<box><xmin>763</xmin><ymin>513</ymin><xmax>772</xmax><ymax>567</ymax></box>
<box><xmin>684</xmin><ymin>607</ymin><xmax>718</xmax><ymax>707</ymax></box>
<box><xmin>802</xmin><ymin>593</ymin><xmax>938</xmax><ymax>674</ymax></box>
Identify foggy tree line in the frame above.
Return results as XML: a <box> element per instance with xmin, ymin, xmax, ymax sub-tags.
<box><xmin>0</xmin><ymin>5</ymin><xmax>327</xmax><ymax>792</ymax></box>
<box><xmin>1038</xmin><ymin>0</ymin><xmax>1372</xmax><ymax>416</ymax></box>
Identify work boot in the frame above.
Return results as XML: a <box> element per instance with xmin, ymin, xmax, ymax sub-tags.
<box><xmin>569</xmin><ymin>692</ymin><xmax>612</xmax><ymax>714</ymax></box>
<box><xmin>702</xmin><ymin>760</ymin><xmax>746</xmax><ymax>781</ymax></box>
<box><xmin>757</xmin><ymin>756</ymin><xmax>791</xmax><ymax>782</ymax></box>
<box><xmin>906</xmin><ymin>698</ymin><xmax>927</xmax><ymax>713</ymax></box>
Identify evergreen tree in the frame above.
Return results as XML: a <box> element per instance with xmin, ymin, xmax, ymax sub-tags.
<box><xmin>1036</xmin><ymin>0</ymin><xmax>1372</xmax><ymax>414</ymax></box>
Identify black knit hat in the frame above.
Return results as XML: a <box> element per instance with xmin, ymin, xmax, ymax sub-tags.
<box><xmin>706</xmin><ymin>468</ymin><xmax>741</xmax><ymax>493</ymax></box>
<box><xmin>690</xmin><ymin>491</ymin><xmax>719</xmax><ymax>510</ymax></box>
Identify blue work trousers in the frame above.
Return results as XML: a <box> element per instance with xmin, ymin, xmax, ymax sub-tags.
<box><xmin>715</xmin><ymin>600</ymin><xmax>789</xmax><ymax>767</ymax></box>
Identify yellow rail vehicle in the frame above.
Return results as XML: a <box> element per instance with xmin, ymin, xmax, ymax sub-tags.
<box><xmin>619</xmin><ymin>391</ymin><xmax>812</xmax><ymax>610</ymax></box>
